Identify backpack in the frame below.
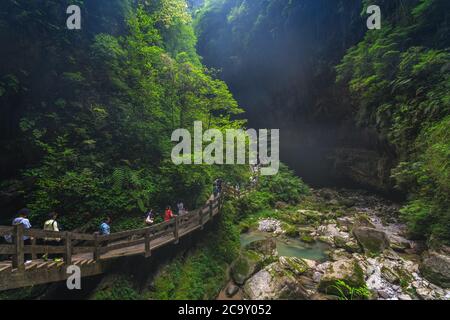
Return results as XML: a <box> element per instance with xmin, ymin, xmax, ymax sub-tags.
<box><xmin>44</xmin><ymin>219</ymin><xmax>57</xmax><ymax>231</ymax></box>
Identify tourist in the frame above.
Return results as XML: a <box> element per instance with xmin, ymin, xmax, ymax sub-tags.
<box><xmin>145</xmin><ymin>209</ymin><xmax>155</xmax><ymax>225</ymax></box>
<box><xmin>213</xmin><ymin>183</ymin><xmax>219</xmax><ymax>198</ymax></box>
<box><xmin>177</xmin><ymin>201</ymin><xmax>185</xmax><ymax>215</ymax></box>
<box><xmin>43</xmin><ymin>212</ymin><xmax>62</xmax><ymax>261</ymax></box>
<box><xmin>6</xmin><ymin>208</ymin><xmax>33</xmax><ymax>263</ymax></box>
<box><xmin>99</xmin><ymin>216</ymin><xmax>111</xmax><ymax>235</ymax></box>
<box><xmin>164</xmin><ymin>206</ymin><xmax>174</xmax><ymax>222</ymax></box>
<box><xmin>216</xmin><ymin>178</ymin><xmax>223</xmax><ymax>193</ymax></box>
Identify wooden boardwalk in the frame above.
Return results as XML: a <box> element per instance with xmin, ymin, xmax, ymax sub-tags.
<box><xmin>0</xmin><ymin>194</ymin><xmax>223</xmax><ymax>291</ymax></box>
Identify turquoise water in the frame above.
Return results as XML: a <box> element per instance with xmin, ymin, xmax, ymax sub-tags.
<box><xmin>240</xmin><ymin>231</ymin><xmax>329</xmax><ymax>262</ymax></box>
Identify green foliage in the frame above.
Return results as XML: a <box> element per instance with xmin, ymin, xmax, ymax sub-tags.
<box><xmin>336</xmin><ymin>0</ymin><xmax>450</xmax><ymax>244</ymax></box>
<box><xmin>0</xmin><ymin>0</ymin><xmax>246</xmax><ymax>229</ymax></box>
<box><xmin>147</xmin><ymin>165</ymin><xmax>306</xmax><ymax>299</ymax></box>
<box><xmin>148</xmin><ymin>200</ymin><xmax>240</xmax><ymax>300</ymax></box>
<box><xmin>93</xmin><ymin>278</ymin><xmax>140</xmax><ymax>300</ymax></box>
<box><xmin>232</xmin><ymin>164</ymin><xmax>308</xmax><ymax>222</ymax></box>
<box><xmin>330</xmin><ymin>280</ymin><xmax>371</xmax><ymax>300</ymax></box>
<box><xmin>258</xmin><ymin>164</ymin><xmax>310</xmax><ymax>204</ymax></box>
<box><xmin>0</xmin><ymin>285</ymin><xmax>49</xmax><ymax>300</ymax></box>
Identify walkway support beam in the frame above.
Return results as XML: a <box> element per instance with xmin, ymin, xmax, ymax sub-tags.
<box><xmin>12</xmin><ymin>224</ymin><xmax>24</xmax><ymax>271</ymax></box>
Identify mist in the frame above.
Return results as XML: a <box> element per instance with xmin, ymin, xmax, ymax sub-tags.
<box><xmin>196</xmin><ymin>0</ymin><xmax>367</xmax><ymax>186</ymax></box>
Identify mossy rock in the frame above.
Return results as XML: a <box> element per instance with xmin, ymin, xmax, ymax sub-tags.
<box><xmin>239</xmin><ymin>222</ymin><xmax>251</xmax><ymax>233</ymax></box>
<box><xmin>301</xmin><ymin>234</ymin><xmax>315</xmax><ymax>243</ymax></box>
<box><xmin>420</xmin><ymin>251</ymin><xmax>450</xmax><ymax>288</ymax></box>
<box><xmin>245</xmin><ymin>238</ymin><xmax>277</xmax><ymax>257</ymax></box>
<box><xmin>318</xmin><ymin>236</ymin><xmax>335</xmax><ymax>246</ymax></box>
<box><xmin>230</xmin><ymin>250</ymin><xmax>263</xmax><ymax>285</ymax></box>
<box><xmin>333</xmin><ymin>236</ymin><xmax>360</xmax><ymax>253</ymax></box>
<box><xmin>381</xmin><ymin>266</ymin><xmax>401</xmax><ymax>284</ymax></box>
<box><xmin>279</xmin><ymin>256</ymin><xmax>310</xmax><ymax>275</ymax></box>
<box><xmin>353</xmin><ymin>214</ymin><xmax>375</xmax><ymax>228</ymax></box>
<box><xmin>318</xmin><ymin>260</ymin><xmax>365</xmax><ymax>295</ymax></box>
<box><xmin>352</xmin><ymin>227</ymin><xmax>390</xmax><ymax>255</ymax></box>
<box><xmin>283</xmin><ymin>224</ymin><xmax>299</xmax><ymax>237</ymax></box>
<box><xmin>339</xmin><ymin>198</ymin><xmax>356</xmax><ymax>208</ymax></box>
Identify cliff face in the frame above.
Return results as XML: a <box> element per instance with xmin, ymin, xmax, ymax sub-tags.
<box><xmin>197</xmin><ymin>0</ymin><xmax>450</xmax><ymax>244</ymax></box>
<box><xmin>194</xmin><ymin>0</ymin><xmax>396</xmax><ymax>191</ymax></box>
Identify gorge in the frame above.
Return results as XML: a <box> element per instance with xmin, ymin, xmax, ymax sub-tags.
<box><xmin>0</xmin><ymin>0</ymin><xmax>449</xmax><ymax>301</ymax></box>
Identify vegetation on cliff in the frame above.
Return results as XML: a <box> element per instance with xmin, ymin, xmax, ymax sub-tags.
<box><xmin>196</xmin><ymin>0</ymin><xmax>450</xmax><ymax>245</ymax></box>
<box><xmin>336</xmin><ymin>0</ymin><xmax>450</xmax><ymax>244</ymax></box>
<box><xmin>0</xmin><ymin>0</ymin><xmax>245</xmax><ymax>229</ymax></box>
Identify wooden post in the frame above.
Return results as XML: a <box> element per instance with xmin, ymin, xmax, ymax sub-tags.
<box><xmin>64</xmin><ymin>232</ymin><xmax>72</xmax><ymax>265</ymax></box>
<box><xmin>12</xmin><ymin>224</ymin><xmax>24</xmax><ymax>271</ymax></box>
<box><xmin>145</xmin><ymin>228</ymin><xmax>151</xmax><ymax>258</ymax></box>
<box><xmin>173</xmin><ymin>217</ymin><xmax>179</xmax><ymax>244</ymax></box>
<box><xmin>93</xmin><ymin>233</ymin><xmax>100</xmax><ymax>261</ymax></box>
<box><xmin>31</xmin><ymin>237</ymin><xmax>37</xmax><ymax>260</ymax></box>
<box><xmin>209</xmin><ymin>201</ymin><xmax>214</xmax><ymax>218</ymax></box>
<box><xmin>199</xmin><ymin>209</ymin><xmax>204</xmax><ymax>230</ymax></box>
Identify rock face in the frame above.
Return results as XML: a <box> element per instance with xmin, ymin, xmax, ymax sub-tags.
<box><xmin>232</xmin><ymin>189</ymin><xmax>450</xmax><ymax>301</ymax></box>
<box><xmin>245</xmin><ymin>238</ymin><xmax>278</xmax><ymax>257</ymax></box>
<box><xmin>353</xmin><ymin>227</ymin><xmax>390</xmax><ymax>254</ymax></box>
<box><xmin>258</xmin><ymin>219</ymin><xmax>283</xmax><ymax>234</ymax></box>
<box><xmin>318</xmin><ymin>259</ymin><xmax>365</xmax><ymax>295</ymax></box>
<box><xmin>243</xmin><ymin>257</ymin><xmax>312</xmax><ymax>300</ymax></box>
<box><xmin>420</xmin><ymin>251</ymin><xmax>450</xmax><ymax>288</ymax></box>
<box><xmin>331</xmin><ymin>147</ymin><xmax>394</xmax><ymax>193</ymax></box>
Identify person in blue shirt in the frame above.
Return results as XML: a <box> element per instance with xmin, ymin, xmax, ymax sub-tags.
<box><xmin>5</xmin><ymin>208</ymin><xmax>33</xmax><ymax>263</ymax></box>
<box><xmin>99</xmin><ymin>217</ymin><xmax>111</xmax><ymax>235</ymax></box>
<box><xmin>12</xmin><ymin>208</ymin><xmax>32</xmax><ymax>238</ymax></box>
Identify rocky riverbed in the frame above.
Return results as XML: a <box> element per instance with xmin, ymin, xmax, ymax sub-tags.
<box><xmin>220</xmin><ymin>188</ymin><xmax>450</xmax><ymax>300</ymax></box>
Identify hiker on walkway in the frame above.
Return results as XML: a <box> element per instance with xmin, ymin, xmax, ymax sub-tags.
<box><xmin>145</xmin><ymin>209</ymin><xmax>155</xmax><ymax>225</ymax></box>
<box><xmin>235</xmin><ymin>183</ymin><xmax>241</xmax><ymax>196</ymax></box>
<box><xmin>43</xmin><ymin>212</ymin><xmax>62</xmax><ymax>261</ymax></box>
<box><xmin>177</xmin><ymin>201</ymin><xmax>185</xmax><ymax>215</ymax></box>
<box><xmin>216</xmin><ymin>178</ymin><xmax>223</xmax><ymax>193</ymax></box>
<box><xmin>99</xmin><ymin>217</ymin><xmax>111</xmax><ymax>235</ymax></box>
<box><xmin>5</xmin><ymin>208</ymin><xmax>33</xmax><ymax>263</ymax></box>
<box><xmin>213</xmin><ymin>182</ymin><xmax>219</xmax><ymax>198</ymax></box>
<box><xmin>164</xmin><ymin>206</ymin><xmax>174</xmax><ymax>222</ymax></box>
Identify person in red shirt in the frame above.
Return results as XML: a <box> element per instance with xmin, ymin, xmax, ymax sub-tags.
<box><xmin>164</xmin><ymin>206</ymin><xmax>174</xmax><ymax>222</ymax></box>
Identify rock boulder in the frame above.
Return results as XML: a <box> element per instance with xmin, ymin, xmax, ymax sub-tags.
<box><xmin>353</xmin><ymin>227</ymin><xmax>390</xmax><ymax>254</ymax></box>
<box><xmin>420</xmin><ymin>251</ymin><xmax>450</xmax><ymax>288</ymax></box>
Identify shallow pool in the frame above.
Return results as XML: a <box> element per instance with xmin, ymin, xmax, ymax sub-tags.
<box><xmin>240</xmin><ymin>231</ymin><xmax>329</xmax><ymax>262</ymax></box>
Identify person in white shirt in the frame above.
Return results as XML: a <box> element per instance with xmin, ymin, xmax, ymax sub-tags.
<box><xmin>43</xmin><ymin>212</ymin><xmax>61</xmax><ymax>261</ymax></box>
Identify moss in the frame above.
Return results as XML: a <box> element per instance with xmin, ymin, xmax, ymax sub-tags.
<box><xmin>239</xmin><ymin>221</ymin><xmax>252</xmax><ymax>233</ymax></box>
<box><xmin>231</xmin><ymin>256</ymin><xmax>251</xmax><ymax>284</ymax></box>
<box><xmin>319</xmin><ymin>261</ymin><xmax>365</xmax><ymax>295</ymax></box>
<box><xmin>93</xmin><ymin>278</ymin><xmax>140</xmax><ymax>300</ymax></box>
<box><xmin>301</xmin><ymin>234</ymin><xmax>315</xmax><ymax>243</ymax></box>
<box><xmin>353</xmin><ymin>262</ymin><xmax>366</xmax><ymax>287</ymax></box>
<box><xmin>282</xmin><ymin>257</ymin><xmax>309</xmax><ymax>275</ymax></box>
<box><xmin>283</xmin><ymin>224</ymin><xmax>299</xmax><ymax>237</ymax></box>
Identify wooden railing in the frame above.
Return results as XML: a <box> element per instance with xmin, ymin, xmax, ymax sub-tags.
<box><xmin>0</xmin><ymin>194</ymin><xmax>223</xmax><ymax>272</ymax></box>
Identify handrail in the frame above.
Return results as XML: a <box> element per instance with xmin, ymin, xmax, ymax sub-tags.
<box><xmin>0</xmin><ymin>193</ymin><xmax>223</xmax><ymax>271</ymax></box>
